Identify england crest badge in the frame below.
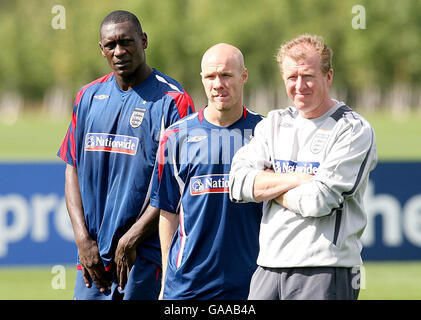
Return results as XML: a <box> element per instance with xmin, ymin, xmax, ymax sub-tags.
<box><xmin>310</xmin><ymin>132</ymin><xmax>329</xmax><ymax>154</ymax></box>
<box><xmin>130</xmin><ymin>107</ymin><xmax>147</xmax><ymax>128</ymax></box>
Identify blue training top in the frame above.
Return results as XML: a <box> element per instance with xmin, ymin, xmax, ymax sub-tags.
<box><xmin>150</xmin><ymin>106</ymin><xmax>263</xmax><ymax>299</ymax></box>
<box><xmin>58</xmin><ymin>69</ymin><xmax>195</xmax><ymax>269</ymax></box>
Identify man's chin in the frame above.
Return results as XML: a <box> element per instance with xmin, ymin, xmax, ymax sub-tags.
<box><xmin>294</xmin><ymin>99</ymin><xmax>311</xmax><ymax>110</ymax></box>
<box><xmin>213</xmin><ymin>100</ymin><xmax>229</xmax><ymax>108</ymax></box>
<box><xmin>113</xmin><ymin>68</ymin><xmax>130</xmax><ymax>76</ymax></box>
<box><xmin>111</xmin><ymin>64</ymin><xmax>134</xmax><ymax>76</ymax></box>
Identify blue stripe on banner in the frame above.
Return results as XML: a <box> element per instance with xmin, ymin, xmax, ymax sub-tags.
<box><xmin>0</xmin><ymin>161</ymin><xmax>421</xmax><ymax>264</ymax></box>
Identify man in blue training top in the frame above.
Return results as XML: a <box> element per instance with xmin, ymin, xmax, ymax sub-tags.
<box><xmin>150</xmin><ymin>43</ymin><xmax>263</xmax><ymax>299</ymax></box>
<box><xmin>57</xmin><ymin>10</ymin><xmax>194</xmax><ymax>300</ymax></box>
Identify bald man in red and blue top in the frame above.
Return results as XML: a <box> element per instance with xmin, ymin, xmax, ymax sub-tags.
<box><xmin>57</xmin><ymin>10</ymin><xmax>194</xmax><ymax>300</ymax></box>
<box><xmin>151</xmin><ymin>43</ymin><xmax>262</xmax><ymax>300</ymax></box>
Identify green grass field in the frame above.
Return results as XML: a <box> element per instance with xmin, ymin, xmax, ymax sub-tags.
<box><xmin>361</xmin><ymin>110</ymin><xmax>421</xmax><ymax>161</ymax></box>
<box><xmin>0</xmin><ymin>108</ymin><xmax>421</xmax><ymax>161</ymax></box>
<box><xmin>0</xmin><ymin>262</ymin><xmax>420</xmax><ymax>300</ymax></box>
<box><xmin>0</xmin><ymin>109</ymin><xmax>420</xmax><ymax>300</ymax></box>
<box><xmin>0</xmin><ymin>111</ymin><xmax>69</xmax><ymax>161</ymax></box>
<box><xmin>0</xmin><ymin>265</ymin><xmax>77</xmax><ymax>300</ymax></box>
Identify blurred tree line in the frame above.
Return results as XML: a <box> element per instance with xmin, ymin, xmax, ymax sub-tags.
<box><xmin>0</xmin><ymin>0</ymin><xmax>420</xmax><ymax>115</ymax></box>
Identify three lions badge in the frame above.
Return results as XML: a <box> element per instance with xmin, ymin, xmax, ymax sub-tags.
<box><xmin>130</xmin><ymin>107</ymin><xmax>147</xmax><ymax>128</ymax></box>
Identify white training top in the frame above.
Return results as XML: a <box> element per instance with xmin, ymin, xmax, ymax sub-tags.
<box><xmin>229</xmin><ymin>101</ymin><xmax>378</xmax><ymax>267</ymax></box>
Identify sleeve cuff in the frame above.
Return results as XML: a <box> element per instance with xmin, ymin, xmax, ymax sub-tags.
<box><xmin>240</xmin><ymin>169</ymin><xmax>260</xmax><ymax>202</ymax></box>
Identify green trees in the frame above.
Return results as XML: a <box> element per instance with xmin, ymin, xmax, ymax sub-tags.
<box><xmin>1</xmin><ymin>0</ymin><xmax>420</xmax><ymax>112</ymax></box>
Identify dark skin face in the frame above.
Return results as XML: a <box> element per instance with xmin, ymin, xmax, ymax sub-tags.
<box><xmin>99</xmin><ymin>21</ymin><xmax>153</xmax><ymax>91</ymax></box>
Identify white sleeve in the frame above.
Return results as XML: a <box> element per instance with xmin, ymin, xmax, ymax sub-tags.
<box><xmin>286</xmin><ymin>117</ymin><xmax>377</xmax><ymax>217</ymax></box>
<box><xmin>229</xmin><ymin>118</ymin><xmax>272</xmax><ymax>203</ymax></box>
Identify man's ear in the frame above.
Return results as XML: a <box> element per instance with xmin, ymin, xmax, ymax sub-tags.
<box><xmin>242</xmin><ymin>68</ymin><xmax>248</xmax><ymax>83</ymax></box>
<box><xmin>99</xmin><ymin>42</ymin><xmax>106</xmax><ymax>57</ymax></box>
<box><xmin>142</xmin><ymin>32</ymin><xmax>148</xmax><ymax>49</ymax></box>
<box><xmin>326</xmin><ymin>68</ymin><xmax>333</xmax><ymax>87</ymax></box>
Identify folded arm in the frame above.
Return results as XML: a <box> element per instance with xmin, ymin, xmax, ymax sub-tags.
<box><xmin>229</xmin><ymin>119</ymin><xmax>311</xmax><ymax>204</ymax></box>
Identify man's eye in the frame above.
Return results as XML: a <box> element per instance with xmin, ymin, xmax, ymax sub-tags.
<box><xmin>119</xmin><ymin>39</ymin><xmax>133</xmax><ymax>46</ymax></box>
<box><xmin>105</xmin><ymin>43</ymin><xmax>116</xmax><ymax>49</ymax></box>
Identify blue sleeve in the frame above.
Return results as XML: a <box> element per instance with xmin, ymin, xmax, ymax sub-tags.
<box><xmin>150</xmin><ymin>128</ymin><xmax>182</xmax><ymax>214</ymax></box>
<box><xmin>57</xmin><ymin>96</ymin><xmax>82</xmax><ymax>166</ymax></box>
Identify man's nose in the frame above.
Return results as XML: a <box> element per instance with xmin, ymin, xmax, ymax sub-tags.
<box><xmin>295</xmin><ymin>76</ymin><xmax>306</xmax><ymax>91</ymax></box>
<box><xmin>213</xmin><ymin>76</ymin><xmax>223</xmax><ymax>89</ymax></box>
<box><xmin>114</xmin><ymin>44</ymin><xmax>126</xmax><ymax>57</ymax></box>
<box><xmin>295</xmin><ymin>76</ymin><xmax>305</xmax><ymax>91</ymax></box>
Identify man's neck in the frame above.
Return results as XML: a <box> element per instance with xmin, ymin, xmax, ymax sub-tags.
<box><xmin>115</xmin><ymin>65</ymin><xmax>153</xmax><ymax>91</ymax></box>
<box><xmin>204</xmin><ymin>103</ymin><xmax>244</xmax><ymax>127</ymax></box>
<box><xmin>300</xmin><ymin>98</ymin><xmax>336</xmax><ymax>119</ymax></box>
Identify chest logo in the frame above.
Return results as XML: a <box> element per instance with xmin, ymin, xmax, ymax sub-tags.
<box><xmin>187</xmin><ymin>136</ymin><xmax>207</xmax><ymax>143</ymax></box>
<box><xmin>310</xmin><ymin>132</ymin><xmax>329</xmax><ymax>154</ymax></box>
<box><xmin>130</xmin><ymin>107</ymin><xmax>147</xmax><ymax>128</ymax></box>
<box><xmin>85</xmin><ymin>133</ymin><xmax>139</xmax><ymax>156</ymax></box>
<box><xmin>190</xmin><ymin>174</ymin><xmax>229</xmax><ymax>196</ymax></box>
<box><xmin>274</xmin><ymin>159</ymin><xmax>320</xmax><ymax>175</ymax></box>
<box><xmin>94</xmin><ymin>94</ymin><xmax>109</xmax><ymax>100</ymax></box>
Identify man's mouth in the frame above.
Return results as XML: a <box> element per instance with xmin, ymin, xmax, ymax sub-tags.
<box><xmin>213</xmin><ymin>93</ymin><xmax>228</xmax><ymax>99</ymax></box>
<box><xmin>114</xmin><ymin>61</ymin><xmax>130</xmax><ymax>67</ymax></box>
<box><xmin>295</xmin><ymin>93</ymin><xmax>310</xmax><ymax>98</ymax></box>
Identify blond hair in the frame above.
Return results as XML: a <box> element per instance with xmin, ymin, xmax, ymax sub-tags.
<box><xmin>276</xmin><ymin>34</ymin><xmax>333</xmax><ymax>75</ymax></box>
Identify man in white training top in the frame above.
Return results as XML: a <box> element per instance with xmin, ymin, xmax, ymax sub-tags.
<box><xmin>229</xmin><ymin>34</ymin><xmax>377</xmax><ymax>300</ymax></box>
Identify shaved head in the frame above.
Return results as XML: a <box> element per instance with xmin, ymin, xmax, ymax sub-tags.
<box><xmin>200</xmin><ymin>43</ymin><xmax>248</xmax><ymax>124</ymax></box>
<box><xmin>201</xmin><ymin>43</ymin><xmax>245</xmax><ymax>73</ymax></box>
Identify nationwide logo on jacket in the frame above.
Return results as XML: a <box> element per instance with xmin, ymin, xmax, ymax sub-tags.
<box><xmin>85</xmin><ymin>133</ymin><xmax>139</xmax><ymax>155</ymax></box>
<box><xmin>274</xmin><ymin>159</ymin><xmax>320</xmax><ymax>175</ymax></box>
<box><xmin>190</xmin><ymin>174</ymin><xmax>229</xmax><ymax>195</ymax></box>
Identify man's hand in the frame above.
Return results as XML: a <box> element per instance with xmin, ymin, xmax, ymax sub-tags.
<box><xmin>77</xmin><ymin>237</ymin><xmax>111</xmax><ymax>292</ymax></box>
<box><xmin>112</xmin><ymin>205</ymin><xmax>160</xmax><ymax>291</ymax></box>
<box><xmin>253</xmin><ymin>169</ymin><xmax>313</xmax><ymax>203</ymax></box>
<box><xmin>114</xmin><ymin>233</ymin><xmax>137</xmax><ymax>291</ymax></box>
<box><xmin>65</xmin><ymin>164</ymin><xmax>111</xmax><ymax>292</ymax></box>
<box><xmin>273</xmin><ymin>173</ymin><xmax>312</xmax><ymax>208</ymax></box>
